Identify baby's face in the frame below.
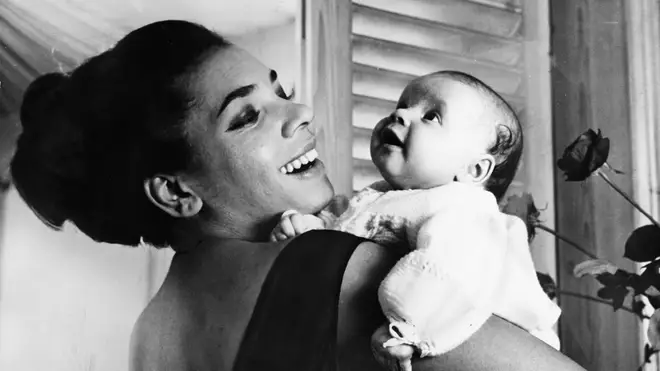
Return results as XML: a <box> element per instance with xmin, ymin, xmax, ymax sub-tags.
<box><xmin>370</xmin><ymin>75</ymin><xmax>496</xmax><ymax>190</ymax></box>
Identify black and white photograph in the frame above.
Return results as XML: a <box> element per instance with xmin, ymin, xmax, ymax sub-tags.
<box><xmin>1</xmin><ymin>1</ymin><xmax>659</xmax><ymax>370</ymax></box>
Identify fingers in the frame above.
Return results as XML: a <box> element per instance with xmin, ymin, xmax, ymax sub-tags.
<box><xmin>279</xmin><ymin>216</ymin><xmax>296</xmax><ymax>237</ymax></box>
<box><xmin>313</xmin><ymin>210</ymin><xmax>335</xmax><ymax>228</ymax></box>
<box><xmin>270</xmin><ymin>212</ymin><xmax>298</xmax><ymax>242</ymax></box>
<box><xmin>289</xmin><ymin>213</ymin><xmax>312</xmax><ymax>234</ymax></box>
<box><xmin>372</xmin><ymin>346</ymin><xmax>414</xmax><ymax>371</ymax></box>
<box><xmin>270</xmin><ymin>211</ymin><xmax>321</xmax><ymax>242</ymax></box>
<box><xmin>269</xmin><ymin>231</ymin><xmax>289</xmax><ymax>242</ymax></box>
<box><xmin>372</xmin><ymin>323</ymin><xmax>393</xmax><ymax>349</ymax></box>
<box><xmin>399</xmin><ymin>358</ymin><xmax>413</xmax><ymax>371</ymax></box>
<box><xmin>371</xmin><ymin>324</ymin><xmax>415</xmax><ymax>371</ymax></box>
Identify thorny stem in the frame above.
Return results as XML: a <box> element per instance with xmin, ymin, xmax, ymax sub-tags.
<box><xmin>597</xmin><ymin>169</ymin><xmax>660</xmax><ymax>229</ymax></box>
<box><xmin>557</xmin><ymin>290</ymin><xmax>650</xmax><ymax>319</ymax></box>
<box><xmin>536</xmin><ymin>224</ymin><xmax>599</xmax><ymax>260</ymax></box>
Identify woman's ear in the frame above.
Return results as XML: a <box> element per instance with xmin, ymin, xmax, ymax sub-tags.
<box><xmin>144</xmin><ymin>175</ymin><xmax>203</xmax><ymax>218</ymax></box>
<box><xmin>456</xmin><ymin>154</ymin><xmax>495</xmax><ymax>185</ymax></box>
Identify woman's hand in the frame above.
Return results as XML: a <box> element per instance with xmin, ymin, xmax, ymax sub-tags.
<box><xmin>371</xmin><ymin>323</ymin><xmax>415</xmax><ymax>371</ymax></box>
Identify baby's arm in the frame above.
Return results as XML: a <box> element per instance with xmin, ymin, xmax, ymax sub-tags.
<box><xmin>269</xmin><ymin>209</ymin><xmax>337</xmax><ymax>242</ymax></box>
<box><xmin>374</xmin><ymin>208</ymin><xmax>509</xmax><ymax>367</ymax></box>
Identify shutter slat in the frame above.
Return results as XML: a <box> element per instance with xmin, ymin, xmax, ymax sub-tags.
<box><xmin>467</xmin><ymin>0</ymin><xmax>522</xmax><ymax>12</ymax></box>
<box><xmin>353</xmin><ymin>4</ymin><xmax>522</xmax><ymax>67</ymax></box>
<box><xmin>353</xmin><ymin>0</ymin><xmax>522</xmax><ymax>38</ymax></box>
<box><xmin>353</xmin><ymin>63</ymin><xmax>412</xmax><ymax>102</ymax></box>
<box><xmin>353</xmin><ymin>94</ymin><xmax>396</xmax><ymax>130</ymax></box>
<box><xmin>353</xmin><ymin>158</ymin><xmax>382</xmax><ymax>191</ymax></box>
<box><xmin>352</xmin><ymin>35</ymin><xmax>523</xmax><ymax>96</ymax></box>
<box><xmin>352</xmin><ymin>126</ymin><xmax>372</xmax><ymax>160</ymax></box>
<box><xmin>353</xmin><ymin>63</ymin><xmax>524</xmax><ymax>114</ymax></box>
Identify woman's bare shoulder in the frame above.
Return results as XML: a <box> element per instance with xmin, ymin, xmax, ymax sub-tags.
<box><xmin>129</xmin><ymin>294</ymin><xmax>186</xmax><ymax>371</ymax></box>
<box><xmin>129</xmin><ymin>285</ymin><xmax>214</xmax><ymax>371</ymax></box>
<box><xmin>128</xmin><ymin>241</ymin><xmax>281</xmax><ymax>371</ymax></box>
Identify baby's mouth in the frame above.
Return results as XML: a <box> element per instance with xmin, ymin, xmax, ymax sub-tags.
<box><xmin>279</xmin><ymin>148</ymin><xmax>319</xmax><ymax>175</ymax></box>
<box><xmin>381</xmin><ymin>127</ymin><xmax>405</xmax><ymax>148</ymax></box>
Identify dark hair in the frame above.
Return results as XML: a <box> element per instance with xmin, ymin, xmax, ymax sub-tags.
<box><xmin>11</xmin><ymin>20</ymin><xmax>231</xmax><ymax>247</ymax></box>
<box><xmin>434</xmin><ymin>70</ymin><xmax>523</xmax><ymax>202</ymax></box>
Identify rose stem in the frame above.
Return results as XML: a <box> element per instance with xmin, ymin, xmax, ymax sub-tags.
<box><xmin>557</xmin><ymin>290</ymin><xmax>650</xmax><ymax>319</ymax></box>
<box><xmin>536</xmin><ymin>224</ymin><xmax>599</xmax><ymax>259</ymax></box>
<box><xmin>597</xmin><ymin>170</ymin><xmax>660</xmax><ymax>229</ymax></box>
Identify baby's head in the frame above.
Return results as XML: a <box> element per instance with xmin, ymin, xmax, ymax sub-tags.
<box><xmin>370</xmin><ymin>71</ymin><xmax>522</xmax><ymax>201</ymax></box>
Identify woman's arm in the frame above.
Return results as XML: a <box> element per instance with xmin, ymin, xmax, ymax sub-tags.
<box><xmin>337</xmin><ymin>241</ymin><xmax>586</xmax><ymax>371</ymax></box>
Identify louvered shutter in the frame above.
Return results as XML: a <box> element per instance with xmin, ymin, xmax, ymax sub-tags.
<box><xmin>350</xmin><ymin>0</ymin><xmax>527</xmax><ymax>192</ymax></box>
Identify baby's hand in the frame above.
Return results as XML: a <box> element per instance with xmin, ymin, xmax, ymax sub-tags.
<box><xmin>269</xmin><ymin>210</ymin><xmax>327</xmax><ymax>242</ymax></box>
<box><xmin>371</xmin><ymin>323</ymin><xmax>415</xmax><ymax>371</ymax></box>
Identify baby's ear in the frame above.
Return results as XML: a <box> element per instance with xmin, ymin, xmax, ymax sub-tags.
<box><xmin>457</xmin><ymin>154</ymin><xmax>495</xmax><ymax>185</ymax></box>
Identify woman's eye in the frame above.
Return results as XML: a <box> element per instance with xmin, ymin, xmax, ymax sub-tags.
<box><xmin>228</xmin><ymin>106</ymin><xmax>260</xmax><ymax>131</ymax></box>
<box><xmin>423</xmin><ymin>111</ymin><xmax>442</xmax><ymax>124</ymax></box>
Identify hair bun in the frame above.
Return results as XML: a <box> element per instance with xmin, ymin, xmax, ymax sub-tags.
<box><xmin>12</xmin><ymin>71</ymin><xmax>84</xmax><ymax>230</ymax></box>
<box><xmin>20</xmin><ymin>72</ymin><xmax>69</xmax><ymax>134</ymax></box>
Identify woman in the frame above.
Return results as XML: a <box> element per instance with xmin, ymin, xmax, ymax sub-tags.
<box><xmin>11</xmin><ymin>20</ymin><xmax>585</xmax><ymax>371</ymax></box>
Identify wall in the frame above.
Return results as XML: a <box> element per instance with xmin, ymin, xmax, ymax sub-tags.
<box><xmin>0</xmin><ymin>20</ymin><xmax>297</xmax><ymax>371</ymax></box>
<box><xmin>551</xmin><ymin>1</ymin><xmax>640</xmax><ymax>370</ymax></box>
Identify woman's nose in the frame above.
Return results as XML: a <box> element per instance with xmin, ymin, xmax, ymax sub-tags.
<box><xmin>282</xmin><ymin>102</ymin><xmax>315</xmax><ymax>138</ymax></box>
<box><xmin>391</xmin><ymin>109</ymin><xmax>410</xmax><ymax>127</ymax></box>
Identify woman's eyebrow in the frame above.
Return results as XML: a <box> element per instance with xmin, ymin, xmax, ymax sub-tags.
<box><xmin>216</xmin><ymin>84</ymin><xmax>257</xmax><ymax>117</ymax></box>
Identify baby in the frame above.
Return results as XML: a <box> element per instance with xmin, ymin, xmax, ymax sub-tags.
<box><xmin>271</xmin><ymin>71</ymin><xmax>561</xmax><ymax>371</ymax></box>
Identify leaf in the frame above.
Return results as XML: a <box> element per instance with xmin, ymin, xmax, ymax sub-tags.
<box><xmin>643</xmin><ymin>344</ymin><xmax>658</xmax><ymax>367</ymax></box>
<box><xmin>631</xmin><ymin>266</ymin><xmax>660</xmax><ymax>296</ymax></box>
<box><xmin>574</xmin><ymin>259</ymin><xmax>618</xmax><ymax>278</ymax></box>
<box><xmin>629</xmin><ymin>273</ymin><xmax>653</xmax><ymax>296</ymax></box>
<box><xmin>596</xmin><ymin>270</ymin><xmax>632</xmax><ymax>287</ymax></box>
<box><xmin>612</xmin><ymin>288</ymin><xmax>630</xmax><ymax>311</ymax></box>
<box><xmin>632</xmin><ymin>296</ymin><xmax>648</xmax><ymax>321</ymax></box>
<box><xmin>597</xmin><ymin>285</ymin><xmax>630</xmax><ymax>311</ymax></box>
<box><xmin>624</xmin><ymin>225</ymin><xmax>660</xmax><ymax>262</ymax></box>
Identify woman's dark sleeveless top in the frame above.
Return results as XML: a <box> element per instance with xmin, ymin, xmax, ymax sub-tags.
<box><xmin>233</xmin><ymin>230</ymin><xmax>366</xmax><ymax>371</ymax></box>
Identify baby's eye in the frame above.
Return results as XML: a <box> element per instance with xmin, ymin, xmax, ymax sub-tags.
<box><xmin>423</xmin><ymin>111</ymin><xmax>442</xmax><ymax>124</ymax></box>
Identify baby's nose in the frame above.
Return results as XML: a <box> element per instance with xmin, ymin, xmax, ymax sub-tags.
<box><xmin>391</xmin><ymin>109</ymin><xmax>411</xmax><ymax>127</ymax></box>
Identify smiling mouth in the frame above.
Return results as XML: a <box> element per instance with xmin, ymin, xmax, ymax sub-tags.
<box><xmin>279</xmin><ymin>148</ymin><xmax>319</xmax><ymax>175</ymax></box>
<box><xmin>381</xmin><ymin>127</ymin><xmax>404</xmax><ymax>148</ymax></box>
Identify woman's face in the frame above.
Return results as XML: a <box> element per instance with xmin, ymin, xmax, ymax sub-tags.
<box><xmin>185</xmin><ymin>45</ymin><xmax>334</xmax><ymax>236</ymax></box>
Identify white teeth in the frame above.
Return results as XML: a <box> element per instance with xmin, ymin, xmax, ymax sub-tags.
<box><xmin>279</xmin><ymin>148</ymin><xmax>319</xmax><ymax>174</ymax></box>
